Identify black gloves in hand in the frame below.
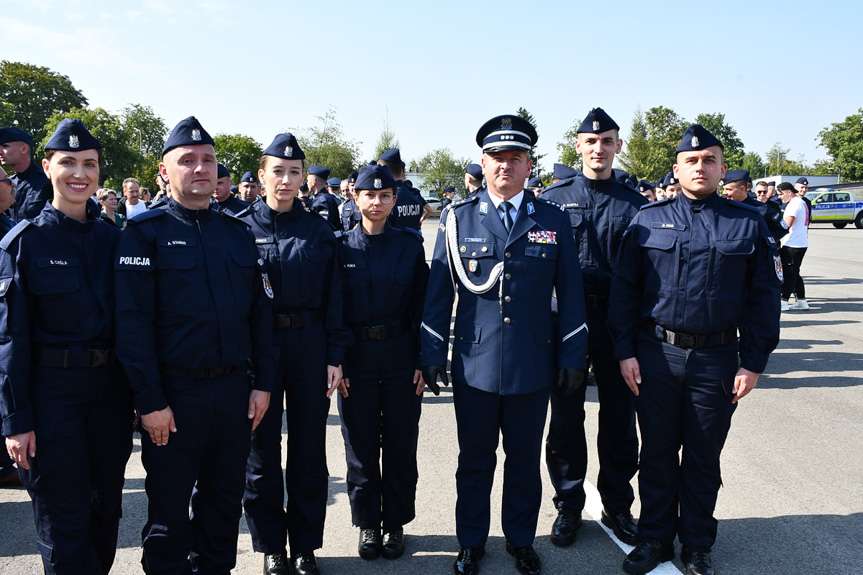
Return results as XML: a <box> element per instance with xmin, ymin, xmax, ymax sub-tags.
<box><xmin>557</xmin><ymin>367</ymin><xmax>586</xmax><ymax>396</ymax></box>
<box><xmin>421</xmin><ymin>366</ymin><xmax>449</xmax><ymax>396</ymax></box>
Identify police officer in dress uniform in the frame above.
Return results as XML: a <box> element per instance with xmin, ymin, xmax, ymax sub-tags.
<box><xmin>340</xmin><ymin>171</ymin><xmax>362</xmax><ymax>232</ymax></box>
<box><xmin>1</xmin><ymin>119</ymin><xmax>134</xmax><ymax>574</ymax></box>
<box><xmin>465</xmin><ymin>163</ymin><xmax>484</xmax><ymax>198</ymax></box>
<box><xmin>312</xmin><ymin>176</ymin><xmax>342</xmax><ymax>229</ymax></box>
<box><xmin>114</xmin><ymin>116</ymin><xmax>277</xmax><ymax>575</ymax></box>
<box><xmin>608</xmin><ymin>125</ymin><xmax>781</xmax><ymax>575</ymax></box>
<box><xmin>421</xmin><ymin>114</ymin><xmax>588</xmax><ymax>575</ymax></box>
<box><xmin>379</xmin><ymin>149</ymin><xmax>423</xmax><ymax>230</ymax></box>
<box><xmin>721</xmin><ymin>169</ymin><xmax>788</xmax><ymax>244</ymax></box>
<box><xmin>214</xmin><ymin>162</ymin><xmax>249</xmax><ymax>215</ymax></box>
<box><xmin>541</xmin><ymin>108</ymin><xmax>646</xmax><ymax>549</ymax></box>
<box><xmin>441</xmin><ymin>186</ymin><xmax>456</xmax><ymax>210</ymax></box>
<box><xmin>241</xmin><ymin>133</ymin><xmax>351</xmax><ymax>575</ymax></box>
<box><xmin>336</xmin><ymin>164</ymin><xmax>429</xmax><ymax>562</ymax></box>
<box><xmin>0</xmin><ymin>127</ymin><xmax>50</xmax><ymax>222</ymax></box>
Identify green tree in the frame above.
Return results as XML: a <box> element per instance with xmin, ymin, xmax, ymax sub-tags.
<box><xmin>0</xmin><ymin>101</ymin><xmax>15</xmax><ymax>128</ymax></box>
<box><xmin>296</xmin><ymin>106</ymin><xmax>361</xmax><ymax>179</ymax></box>
<box><xmin>121</xmin><ymin>104</ymin><xmax>168</xmax><ymax>157</ymax></box>
<box><xmin>213</xmin><ymin>134</ymin><xmax>263</xmax><ymax>182</ymax></box>
<box><xmin>517</xmin><ymin>107</ymin><xmax>546</xmax><ymax>178</ymax></box>
<box><xmin>373</xmin><ymin>119</ymin><xmax>400</xmax><ymax>163</ymax></box>
<box><xmin>642</xmin><ymin>106</ymin><xmax>688</xmax><ymax>181</ymax></box>
<box><xmin>618</xmin><ymin>107</ymin><xmax>649</xmax><ymax>178</ymax></box>
<box><xmin>741</xmin><ymin>151</ymin><xmax>766</xmax><ymax>179</ymax></box>
<box><xmin>417</xmin><ymin>148</ymin><xmax>469</xmax><ymax>198</ymax></box>
<box><xmin>555</xmin><ymin>118</ymin><xmax>583</xmax><ymax>172</ymax></box>
<box><xmin>1</xmin><ymin>60</ymin><xmax>88</xmax><ymax>146</ymax></box>
<box><xmin>694</xmin><ymin>112</ymin><xmax>745</xmax><ymax>169</ymax></box>
<box><xmin>818</xmin><ymin>108</ymin><xmax>863</xmax><ymax>182</ymax></box>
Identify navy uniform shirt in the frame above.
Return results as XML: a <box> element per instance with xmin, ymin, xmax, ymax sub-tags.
<box><xmin>441</xmin><ymin>197</ymin><xmax>453</xmax><ymax>211</ymax></box>
<box><xmin>741</xmin><ymin>195</ymin><xmax>788</xmax><ymax>244</ymax></box>
<box><xmin>312</xmin><ymin>191</ymin><xmax>342</xmax><ymax>230</ymax></box>
<box><xmin>217</xmin><ymin>195</ymin><xmax>250</xmax><ymax>216</ymax></box>
<box><xmin>389</xmin><ymin>181</ymin><xmax>423</xmax><ymax>230</ymax></box>
<box><xmin>542</xmin><ymin>172</ymin><xmax>647</xmax><ymax>298</ymax></box>
<box><xmin>0</xmin><ymin>204</ymin><xmax>121</xmax><ymax>435</ymax></box>
<box><xmin>608</xmin><ymin>192</ymin><xmax>781</xmax><ymax>373</ymax></box>
<box><xmin>114</xmin><ymin>198</ymin><xmax>278</xmax><ymax>415</ymax></box>
<box><xmin>340</xmin><ymin>198</ymin><xmax>361</xmax><ymax>232</ymax></box>
<box><xmin>12</xmin><ymin>161</ymin><xmax>51</xmax><ymax>222</ymax></box>
<box><xmin>421</xmin><ymin>190</ymin><xmax>588</xmax><ymax>395</ymax></box>
<box><xmin>242</xmin><ymin>198</ymin><xmax>351</xmax><ymax>367</ymax></box>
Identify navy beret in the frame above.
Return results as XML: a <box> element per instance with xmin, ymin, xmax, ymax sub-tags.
<box><xmin>552</xmin><ymin>163</ymin><xmax>578</xmax><ymax>180</ymax></box>
<box><xmin>348</xmin><ymin>171</ymin><xmax>359</xmax><ymax>183</ymax></box>
<box><xmin>777</xmin><ymin>182</ymin><xmax>795</xmax><ymax>191</ymax></box>
<box><xmin>45</xmin><ymin>119</ymin><xmax>101</xmax><ymax>151</ymax></box>
<box><xmin>354</xmin><ymin>164</ymin><xmax>396</xmax><ymax>191</ymax></box>
<box><xmin>527</xmin><ymin>177</ymin><xmax>543</xmax><ymax>188</ymax></box>
<box><xmin>661</xmin><ymin>172</ymin><xmax>679</xmax><ymax>187</ymax></box>
<box><xmin>230</xmin><ymin>185</ymin><xmax>238</xmax><ymax>194</ymax></box>
<box><xmin>722</xmin><ymin>170</ymin><xmax>749</xmax><ymax>185</ymax></box>
<box><xmin>443</xmin><ymin>186</ymin><xmax>456</xmax><ymax>193</ymax></box>
<box><xmin>577</xmin><ymin>107</ymin><xmax>620</xmax><ymax>134</ymax></box>
<box><xmin>767</xmin><ymin>181</ymin><xmax>776</xmax><ymax>186</ymax></box>
<box><xmin>308</xmin><ymin>165</ymin><xmax>330</xmax><ymax>179</ymax></box>
<box><xmin>379</xmin><ymin>148</ymin><xmax>402</xmax><ymax>164</ymax></box>
<box><xmin>676</xmin><ymin>124</ymin><xmax>724</xmax><ymax>154</ymax></box>
<box><xmin>163</xmin><ymin>116</ymin><xmax>214</xmax><ymax>156</ymax></box>
<box><xmin>239</xmin><ymin>171</ymin><xmax>257</xmax><ymax>183</ymax></box>
<box><xmin>0</xmin><ymin>127</ymin><xmax>33</xmax><ymax>146</ymax></box>
<box><xmin>299</xmin><ymin>183</ymin><xmax>309</xmax><ymax>192</ymax></box>
<box><xmin>613</xmin><ymin>168</ymin><xmax>629</xmax><ymax>184</ymax></box>
<box><xmin>217</xmin><ymin>163</ymin><xmax>230</xmax><ymax>179</ymax></box>
<box><xmin>637</xmin><ymin>180</ymin><xmax>655</xmax><ymax>193</ymax></box>
<box><xmin>263</xmin><ymin>132</ymin><xmax>305</xmax><ymax>160</ymax></box>
<box><xmin>625</xmin><ymin>174</ymin><xmax>639</xmax><ymax>189</ymax></box>
<box><xmin>475</xmin><ymin>114</ymin><xmax>537</xmax><ymax>153</ymax></box>
<box><xmin>466</xmin><ymin>163</ymin><xmax>483</xmax><ymax>180</ymax></box>
<box><xmin>796</xmin><ymin>177</ymin><xmax>808</xmax><ymax>185</ymax></box>
<box><xmin>327</xmin><ymin>177</ymin><xmax>341</xmax><ymax>187</ymax></box>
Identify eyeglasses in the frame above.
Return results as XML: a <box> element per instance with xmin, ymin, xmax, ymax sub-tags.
<box><xmin>358</xmin><ymin>192</ymin><xmax>395</xmax><ymax>205</ymax></box>
<box><xmin>0</xmin><ymin>178</ymin><xmax>12</xmax><ymax>186</ymax></box>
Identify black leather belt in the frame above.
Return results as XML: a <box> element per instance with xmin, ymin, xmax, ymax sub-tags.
<box><xmin>161</xmin><ymin>364</ymin><xmax>238</xmax><ymax>379</ymax></box>
<box><xmin>654</xmin><ymin>324</ymin><xmax>738</xmax><ymax>349</ymax></box>
<box><xmin>352</xmin><ymin>318</ymin><xmax>414</xmax><ymax>341</ymax></box>
<box><xmin>585</xmin><ymin>294</ymin><xmax>608</xmax><ymax>309</ymax></box>
<box><xmin>35</xmin><ymin>348</ymin><xmax>115</xmax><ymax>368</ymax></box>
<box><xmin>273</xmin><ymin>309</ymin><xmax>322</xmax><ymax>330</ymax></box>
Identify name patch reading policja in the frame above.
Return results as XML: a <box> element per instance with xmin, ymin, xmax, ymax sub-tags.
<box><xmin>119</xmin><ymin>256</ymin><xmax>151</xmax><ymax>266</ymax></box>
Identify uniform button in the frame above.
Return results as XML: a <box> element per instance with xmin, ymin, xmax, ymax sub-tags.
<box><xmin>472</xmin><ymin>251</ymin><xmax>477</xmax><ymax>256</ymax></box>
<box><xmin>542</xmin><ymin>253</ymin><xmax>547</xmax><ymax>258</ymax></box>
<box><xmin>505</xmin><ymin>273</ymin><xmax>511</xmax><ymax>279</ymax></box>
<box><xmin>505</xmin><ymin>252</ymin><xmax>511</xmax><ymax>258</ymax></box>
<box><xmin>503</xmin><ymin>317</ymin><xmax>511</xmax><ymax>324</ymax></box>
<box><xmin>504</xmin><ymin>296</ymin><xmax>511</xmax><ymax>302</ymax></box>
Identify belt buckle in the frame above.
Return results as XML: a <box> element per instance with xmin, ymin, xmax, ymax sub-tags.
<box><xmin>89</xmin><ymin>349</ymin><xmax>110</xmax><ymax>367</ymax></box>
<box><xmin>287</xmin><ymin>314</ymin><xmax>302</xmax><ymax>329</ymax></box>
<box><xmin>365</xmin><ymin>325</ymin><xmax>387</xmax><ymax>340</ymax></box>
<box><xmin>678</xmin><ymin>333</ymin><xmax>696</xmax><ymax>349</ymax></box>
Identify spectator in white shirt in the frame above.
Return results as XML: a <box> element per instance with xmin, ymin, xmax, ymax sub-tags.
<box><xmin>778</xmin><ymin>182</ymin><xmax>809</xmax><ymax>310</ymax></box>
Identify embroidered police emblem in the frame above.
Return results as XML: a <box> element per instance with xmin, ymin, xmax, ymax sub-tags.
<box><xmin>773</xmin><ymin>254</ymin><xmax>783</xmax><ymax>282</ymax></box>
<box><xmin>192</xmin><ymin>129</ymin><xmax>201</xmax><ymax>141</ymax></box>
<box><xmin>468</xmin><ymin>259</ymin><xmax>478</xmax><ymax>272</ymax></box>
<box><xmin>527</xmin><ymin>202</ymin><xmax>535</xmax><ymax>215</ymax></box>
<box><xmin>479</xmin><ymin>202</ymin><xmax>488</xmax><ymax>215</ymax></box>
<box><xmin>69</xmin><ymin>134</ymin><xmax>80</xmax><ymax>149</ymax></box>
<box><xmin>502</xmin><ymin>117</ymin><xmax>512</xmax><ymax>129</ymax></box>
<box><xmin>691</xmin><ymin>136</ymin><xmax>699</xmax><ymax>148</ymax></box>
<box><xmin>374</xmin><ymin>178</ymin><xmax>382</xmax><ymax>189</ymax></box>
<box><xmin>284</xmin><ymin>146</ymin><xmax>293</xmax><ymax>157</ymax></box>
<box><xmin>592</xmin><ymin>120</ymin><xmax>600</xmax><ymax>131</ymax></box>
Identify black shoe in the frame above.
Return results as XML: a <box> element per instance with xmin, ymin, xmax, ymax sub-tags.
<box><xmin>682</xmin><ymin>546</ymin><xmax>714</xmax><ymax>575</ymax></box>
<box><xmin>550</xmin><ymin>508</ymin><xmax>582</xmax><ymax>547</ymax></box>
<box><xmin>381</xmin><ymin>527</ymin><xmax>405</xmax><ymax>559</ymax></box>
<box><xmin>623</xmin><ymin>540</ymin><xmax>674</xmax><ymax>575</ymax></box>
<box><xmin>453</xmin><ymin>546</ymin><xmax>485</xmax><ymax>575</ymax></box>
<box><xmin>290</xmin><ymin>551</ymin><xmax>319</xmax><ymax>575</ymax></box>
<box><xmin>506</xmin><ymin>543</ymin><xmax>541</xmax><ymax>575</ymax></box>
<box><xmin>601</xmin><ymin>508</ymin><xmax>639</xmax><ymax>546</ymax></box>
<box><xmin>358</xmin><ymin>528</ymin><xmax>381</xmax><ymax>560</ymax></box>
<box><xmin>263</xmin><ymin>553</ymin><xmax>288</xmax><ymax>575</ymax></box>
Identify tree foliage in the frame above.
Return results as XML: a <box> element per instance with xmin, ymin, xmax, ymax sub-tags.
<box><xmin>373</xmin><ymin>119</ymin><xmax>400</xmax><ymax>163</ymax></box>
<box><xmin>517</xmin><ymin>107</ymin><xmax>546</xmax><ymax>178</ymax></box>
<box><xmin>416</xmin><ymin>148</ymin><xmax>469</xmax><ymax>198</ymax></box>
<box><xmin>296</xmin><ymin>106</ymin><xmax>361</xmax><ymax>180</ymax></box>
<box><xmin>618</xmin><ymin>106</ymin><xmax>687</xmax><ymax>181</ymax></box>
<box><xmin>122</xmin><ymin>104</ymin><xmax>168</xmax><ymax>158</ymax></box>
<box><xmin>741</xmin><ymin>151</ymin><xmax>766</xmax><ymax>179</ymax></box>
<box><xmin>765</xmin><ymin>142</ymin><xmax>806</xmax><ymax>175</ymax></box>
<box><xmin>694</xmin><ymin>112</ymin><xmax>745</xmax><ymax>169</ymax></box>
<box><xmin>818</xmin><ymin>108</ymin><xmax>863</xmax><ymax>182</ymax></box>
<box><xmin>618</xmin><ymin>107</ymin><xmax>649</xmax><ymax>177</ymax></box>
<box><xmin>555</xmin><ymin>118</ymin><xmax>583</xmax><ymax>172</ymax></box>
<box><xmin>0</xmin><ymin>60</ymin><xmax>88</xmax><ymax>146</ymax></box>
<box><xmin>213</xmin><ymin>133</ymin><xmax>263</xmax><ymax>182</ymax></box>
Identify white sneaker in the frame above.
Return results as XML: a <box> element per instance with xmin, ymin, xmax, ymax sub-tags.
<box><xmin>790</xmin><ymin>299</ymin><xmax>810</xmax><ymax>310</ymax></box>
<box><xmin>780</xmin><ymin>300</ymin><xmax>789</xmax><ymax>311</ymax></box>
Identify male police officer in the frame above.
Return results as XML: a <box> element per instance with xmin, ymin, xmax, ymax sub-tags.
<box><xmin>115</xmin><ymin>116</ymin><xmax>278</xmax><ymax>575</ymax></box>
<box><xmin>722</xmin><ymin>169</ymin><xmax>787</xmax><ymax>244</ymax></box>
<box><xmin>214</xmin><ymin>163</ymin><xmax>249</xmax><ymax>215</ymax></box>
<box><xmin>340</xmin><ymin>172</ymin><xmax>361</xmax><ymax>232</ymax></box>
<box><xmin>238</xmin><ymin>171</ymin><xmax>261</xmax><ymax>203</ymax></box>
<box><xmin>0</xmin><ymin>127</ymin><xmax>50</xmax><ymax>221</ymax></box>
<box><xmin>379</xmin><ymin>149</ymin><xmax>423</xmax><ymax>230</ymax></box>
<box><xmin>465</xmin><ymin>163</ymin><xmax>484</xmax><ymax>197</ymax></box>
<box><xmin>312</xmin><ymin>176</ymin><xmax>342</xmax><ymax>229</ymax></box>
<box><xmin>422</xmin><ymin>114</ymin><xmax>587</xmax><ymax>575</ymax></box>
<box><xmin>550</xmin><ymin>163</ymin><xmax>578</xmax><ymax>185</ymax></box>
<box><xmin>541</xmin><ymin>108</ymin><xmax>646</xmax><ymax>549</ymax></box>
<box><xmin>608</xmin><ymin>125</ymin><xmax>780</xmax><ymax>575</ymax></box>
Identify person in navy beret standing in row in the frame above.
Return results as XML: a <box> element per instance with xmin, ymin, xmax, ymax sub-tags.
<box><xmin>609</xmin><ymin>125</ymin><xmax>781</xmax><ymax>575</ymax></box>
<box><xmin>1</xmin><ymin>119</ymin><xmax>134</xmax><ymax>574</ymax></box>
<box><xmin>214</xmin><ymin>162</ymin><xmax>249</xmax><ymax>215</ymax></box>
<box><xmin>241</xmin><ymin>133</ymin><xmax>352</xmax><ymax>575</ymax></box>
<box><xmin>0</xmin><ymin>126</ymin><xmax>50</xmax><ymax>222</ymax></box>
<box><xmin>336</xmin><ymin>164</ymin><xmax>429</xmax><ymax>562</ymax></box>
<box><xmin>114</xmin><ymin>116</ymin><xmax>277</xmax><ymax>575</ymax></box>
<box><xmin>422</xmin><ymin>114</ymin><xmax>588</xmax><ymax>575</ymax></box>
<box><xmin>378</xmin><ymin>148</ymin><xmax>423</xmax><ymax>231</ymax></box>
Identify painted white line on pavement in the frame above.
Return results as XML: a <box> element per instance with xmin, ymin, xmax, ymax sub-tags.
<box><xmin>583</xmin><ymin>479</ymin><xmax>682</xmax><ymax>574</ymax></box>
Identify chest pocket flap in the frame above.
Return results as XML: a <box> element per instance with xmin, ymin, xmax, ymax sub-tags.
<box><xmin>715</xmin><ymin>238</ymin><xmax>755</xmax><ymax>256</ymax></box>
<box><xmin>640</xmin><ymin>228</ymin><xmax>681</xmax><ymax>251</ymax></box>
<box><xmin>459</xmin><ymin>239</ymin><xmax>495</xmax><ymax>259</ymax></box>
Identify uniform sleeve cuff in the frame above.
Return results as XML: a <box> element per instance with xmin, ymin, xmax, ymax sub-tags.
<box><xmin>135</xmin><ymin>388</ymin><xmax>169</xmax><ymax>416</ymax></box>
<box><xmin>328</xmin><ymin>346</ymin><xmax>346</xmax><ymax>368</ymax></box>
<box><xmin>1</xmin><ymin>410</ymin><xmax>34</xmax><ymax>436</ymax></box>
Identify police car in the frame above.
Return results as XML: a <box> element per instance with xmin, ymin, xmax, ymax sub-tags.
<box><xmin>805</xmin><ymin>183</ymin><xmax>863</xmax><ymax>229</ymax></box>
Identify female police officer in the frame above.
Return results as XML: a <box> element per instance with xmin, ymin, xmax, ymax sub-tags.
<box><xmin>242</xmin><ymin>133</ymin><xmax>351</xmax><ymax>575</ymax></box>
<box><xmin>0</xmin><ymin>119</ymin><xmax>133</xmax><ymax>574</ymax></box>
<box><xmin>336</xmin><ymin>164</ymin><xmax>429</xmax><ymax>561</ymax></box>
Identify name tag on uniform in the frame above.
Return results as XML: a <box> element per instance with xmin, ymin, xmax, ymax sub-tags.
<box><xmin>256</xmin><ymin>237</ymin><xmax>274</xmax><ymax>244</ymax></box>
<box><xmin>159</xmin><ymin>239</ymin><xmax>197</xmax><ymax>247</ymax></box>
<box><xmin>651</xmin><ymin>222</ymin><xmax>685</xmax><ymax>231</ymax></box>
<box><xmin>463</xmin><ymin>237</ymin><xmax>486</xmax><ymax>242</ymax></box>
<box><xmin>38</xmin><ymin>258</ymin><xmax>79</xmax><ymax>267</ymax></box>
<box><xmin>527</xmin><ymin>231</ymin><xmax>557</xmax><ymax>244</ymax></box>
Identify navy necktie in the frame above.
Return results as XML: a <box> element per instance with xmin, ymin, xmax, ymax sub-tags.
<box><xmin>500</xmin><ymin>201</ymin><xmax>513</xmax><ymax>232</ymax></box>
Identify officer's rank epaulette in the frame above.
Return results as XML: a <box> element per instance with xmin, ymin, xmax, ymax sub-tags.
<box><xmin>725</xmin><ymin>199</ymin><xmax>761</xmax><ymax>215</ymax></box>
<box><xmin>451</xmin><ymin>196</ymin><xmax>478</xmax><ymax>209</ymax></box>
<box><xmin>640</xmin><ymin>198</ymin><xmax>673</xmax><ymax>210</ymax></box>
<box><xmin>219</xmin><ymin>209</ymin><xmax>252</xmax><ymax>228</ymax></box>
<box><xmin>401</xmin><ymin>226</ymin><xmax>424</xmax><ymax>242</ymax></box>
<box><xmin>535</xmin><ymin>196</ymin><xmax>565</xmax><ymax>211</ymax></box>
<box><xmin>127</xmin><ymin>208</ymin><xmax>166</xmax><ymax>224</ymax></box>
<box><xmin>0</xmin><ymin>220</ymin><xmax>31</xmax><ymax>251</ymax></box>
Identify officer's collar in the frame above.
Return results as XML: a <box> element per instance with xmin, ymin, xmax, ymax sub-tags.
<box><xmin>576</xmin><ymin>171</ymin><xmax>615</xmax><ymax>189</ymax></box>
<box><xmin>254</xmin><ymin>195</ymin><xmax>303</xmax><ymax>222</ymax></box>
<box><xmin>41</xmin><ymin>201</ymin><xmax>96</xmax><ymax>231</ymax></box>
<box><xmin>486</xmin><ymin>189</ymin><xmax>524</xmax><ymax>213</ymax></box>
<box><xmin>168</xmin><ymin>196</ymin><xmax>214</xmax><ymax>219</ymax></box>
<box><xmin>679</xmin><ymin>190</ymin><xmax>722</xmax><ymax>209</ymax></box>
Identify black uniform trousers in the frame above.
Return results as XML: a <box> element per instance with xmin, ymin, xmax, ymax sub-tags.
<box><xmin>635</xmin><ymin>333</ymin><xmax>738</xmax><ymax>549</ymax></box>
<box><xmin>546</xmin><ymin>309</ymin><xmax>638</xmax><ymax>513</ymax></box>
<box><xmin>23</xmin><ymin>363</ymin><xmax>132</xmax><ymax>575</ymax></box>
<box><xmin>245</xmin><ymin>322</ymin><xmax>329</xmax><ymax>554</ymax></box>
<box><xmin>453</xmin><ymin>381</ymin><xmax>550</xmax><ymax>548</ymax></box>
<box><xmin>338</xmin><ymin>334</ymin><xmax>422</xmax><ymax>530</ymax></box>
<box><xmin>140</xmin><ymin>368</ymin><xmax>250</xmax><ymax>575</ymax></box>
<box><xmin>780</xmin><ymin>246</ymin><xmax>807</xmax><ymax>300</ymax></box>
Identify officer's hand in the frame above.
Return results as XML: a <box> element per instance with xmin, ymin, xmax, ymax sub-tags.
<box><xmin>421</xmin><ymin>366</ymin><xmax>449</xmax><ymax>396</ymax></box>
<box><xmin>732</xmin><ymin>367</ymin><xmax>760</xmax><ymax>403</ymax></box>
<box><xmin>619</xmin><ymin>358</ymin><xmax>642</xmax><ymax>396</ymax></box>
<box><xmin>141</xmin><ymin>407</ymin><xmax>177</xmax><ymax>447</ymax></box>
<box><xmin>248</xmin><ymin>390</ymin><xmax>271</xmax><ymax>431</ymax></box>
<box><xmin>6</xmin><ymin>432</ymin><xmax>36</xmax><ymax>470</ymax></box>
<box><xmin>556</xmin><ymin>367</ymin><xmax>586</xmax><ymax>396</ymax></box>
<box><xmin>325</xmin><ymin>364</ymin><xmax>343</xmax><ymax>398</ymax></box>
<box><xmin>413</xmin><ymin>370</ymin><xmax>425</xmax><ymax>396</ymax></box>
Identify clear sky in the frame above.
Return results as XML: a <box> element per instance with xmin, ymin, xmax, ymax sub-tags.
<box><xmin>6</xmin><ymin>0</ymin><xmax>861</xmax><ymax>174</ymax></box>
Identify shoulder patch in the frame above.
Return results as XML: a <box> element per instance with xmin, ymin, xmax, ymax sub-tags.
<box><xmin>641</xmin><ymin>198</ymin><xmax>673</xmax><ymax>210</ymax></box>
<box><xmin>0</xmin><ymin>220</ymin><xmax>31</xmax><ymax>251</ymax></box>
<box><xmin>128</xmin><ymin>208</ymin><xmax>166</xmax><ymax>224</ymax></box>
<box><xmin>535</xmin><ymin>196</ymin><xmax>565</xmax><ymax>211</ymax></box>
<box><xmin>451</xmin><ymin>196</ymin><xmax>478</xmax><ymax>209</ymax></box>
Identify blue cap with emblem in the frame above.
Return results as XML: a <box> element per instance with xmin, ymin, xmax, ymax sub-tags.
<box><xmin>348</xmin><ymin>171</ymin><xmax>359</xmax><ymax>183</ymax></box>
<box><xmin>661</xmin><ymin>172</ymin><xmax>679</xmax><ymax>187</ymax></box>
<box><xmin>475</xmin><ymin>114</ymin><xmax>538</xmax><ymax>153</ymax></box>
<box><xmin>0</xmin><ymin>127</ymin><xmax>34</xmax><ymax>146</ymax></box>
<box><xmin>379</xmin><ymin>148</ymin><xmax>402</xmax><ymax>164</ymax></box>
<box><xmin>327</xmin><ymin>177</ymin><xmax>341</xmax><ymax>187</ymax></box>
<box><xmin>263</xmin><ymin>132</ymin><xmax>305</xmax><ymax>160</ymax></box>
<box><xmin>354</xmin><ymin>164</ymin><xmax>396</xmax><ymax>191</ymax></box>
<box><xmin>612</xmin><ymin>168</ymin><xmax>629</xmax><ymax>184</ymax></box>
<box><xmin>527</xmin><ymin>177</ymin><xmax>543</xmax><ymax>188</ymax></box>
<box><xmin>625</xmin><ymin>174</ymin><xmax>638</xmax><ymax>189</ymax></box>
<box><xmin>722</xmin><ymin>170</ymin><xmax>749</xmax><ymax>185</ymax></box>
<box><xmin>308</xmin><ymin>165</ymin><xmax>331</xmax><ymax>179</ymax></box>
<box><xmin>444</xmin><ymin>186</ymin><xmax>456</xmax><ymax>193</ymax></box>
<box><xmin>217</xmin><ymin>163</ymin><xmax>230</xmax><ymax>179</ymax></box>
<box><xmin>675</xmin><ymin>124</ymin><xmax>724</xmax><ymax>154</ymax></box>
<box><xmin>466</xmin><ymin>163</ymin><xmax>483</xmax><ymax>180</ymax></box>
<box><xmin>577</xmin><ymin>107</ymin><xmax>620</xmax><ymax>134</ymax></box>
<box><xmin>796</xmin><ymin>177</ymin><xmax>808</xmax><ymax>185</ymax></box>
<box><xmin>162</xmin><ymin>116</ymin><xmax>214</xmax><ymax>156</ymax></box>
<box><xmin>230</xmin><ymin>185</ymin><xmax>238</xmax><ymax>194</ymax></box>
<box><xmin>45</xmin><ymin>119</ymin><xmax>101</xmax><ymax>151</ymax></box>
<box><xmin>767</xmin><ymin>181</ymin><xmax>776</xmax><ymax>187</ymax></box>
<box><xmin>552</xmin><ymin>163</ymin><xmax>578</xmax><ymax>180</ymax></box>
<box><xmin>637</xmin><ymin>180</ymin><xmax>655</xmax><ymax>192</ymax></box>
<box><xmin>239</xmin><ymin>171</ymin><xmax>257</xmax><ymax>183</ymax></box>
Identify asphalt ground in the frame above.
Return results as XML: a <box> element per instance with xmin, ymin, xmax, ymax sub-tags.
<box><xmin>2</xmin><ymin>219</ymin><xmax>862</xmax><ymax>574</ymax></box>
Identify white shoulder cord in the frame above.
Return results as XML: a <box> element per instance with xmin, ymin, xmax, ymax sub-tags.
<box><xmin>445</xmin><ymin>207</ymin><xmax>504</xmax><ymax>295</ymax></box>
